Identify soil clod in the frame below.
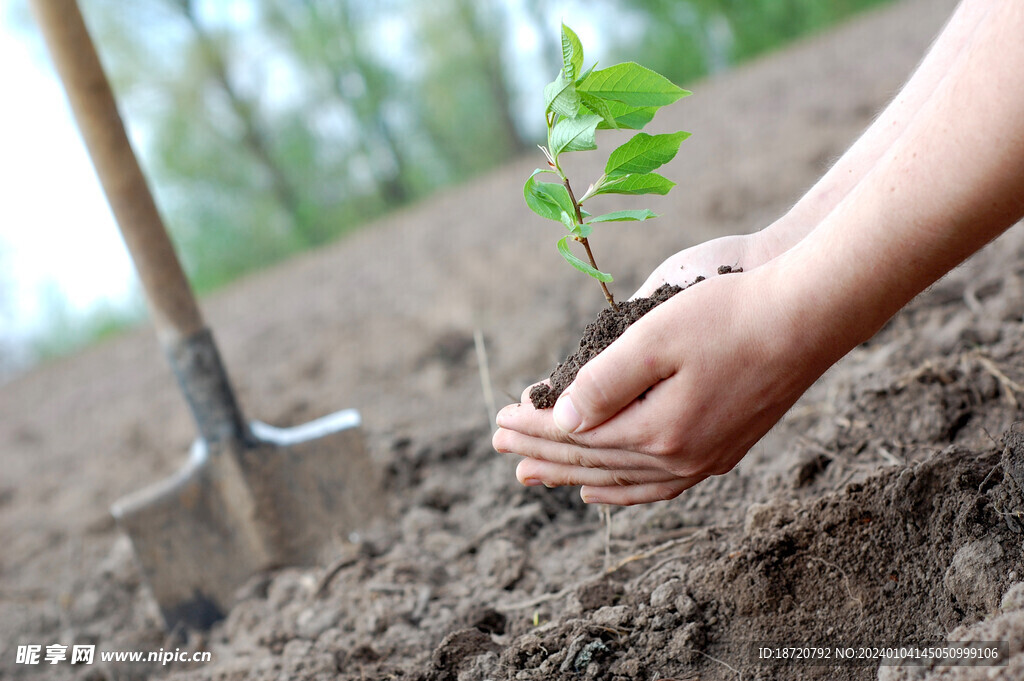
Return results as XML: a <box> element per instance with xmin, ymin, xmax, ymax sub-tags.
<box><xmin>529</xmin><ymin>283</ymin><xmax>684</xmax><ymax>409</ymax></box>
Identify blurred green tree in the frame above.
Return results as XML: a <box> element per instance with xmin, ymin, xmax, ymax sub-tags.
<box><xmin>409</xmin><ymin>0</ymin><xmax>527</xmax><ymax>184</ymax></box>
<box><xmin>73</xmin><ymin>0</ymin><xmax>894</xmax><ymax>296</ymax></box>
<box><xmin>263</xmin><ymin>0</ymin><xmax>416</xmax><ymax>208</ymax></box>
<box><xmin>617</xmin><ymin>0</ymin><xmax>893</xmax><ymax>84</ymax></box>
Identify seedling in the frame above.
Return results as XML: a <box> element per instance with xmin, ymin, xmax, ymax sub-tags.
<box><xmin>524</xmin><ymin>24</ymin><xmax>691</xmax><ymax>310</ymax></box>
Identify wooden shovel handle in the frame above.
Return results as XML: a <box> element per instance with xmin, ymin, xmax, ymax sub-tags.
<box><xmin>31</xmin><ymin>0</ymin><xmax>204</xmax><ymax>344</ymax></box>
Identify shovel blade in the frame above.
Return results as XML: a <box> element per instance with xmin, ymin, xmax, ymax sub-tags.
<box><xmin>112</xmin><ymin>409</ymin><xmax>383</xmax><ymax>630</ymax></box>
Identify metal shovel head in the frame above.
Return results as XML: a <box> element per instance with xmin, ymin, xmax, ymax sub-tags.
<box><xmin>110</xmin><ymin>409</ymin><xmax>383</xmax><ymax>630</ymax></box>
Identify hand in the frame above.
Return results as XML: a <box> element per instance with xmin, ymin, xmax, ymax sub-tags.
<box><xmin>493</xmin><ymin>259</ymin><xmax>840</xmax><ymax>505</ymax></box>
<box><xmin>631</xmin><ymin>232</ymin><xmax>772</xmax><ymax>298</ymax></box>
<box><xmin>495</xmin><ymin>0</ymin><xmax>1024</xmax><ymax>506</ymax></box>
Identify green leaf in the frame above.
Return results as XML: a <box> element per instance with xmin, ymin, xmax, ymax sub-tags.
<box><xmin>579</xmin><ymin>92</ymin><xmax>618</xmax><ymax>129</ymax></box>
<box><xmin>561</xmin><ymin>23</ymin><xmax>584</xmax><ymax>82</ymax></box>
<box><xmin>549</xmin><ymin>114</ymin><xmax>601</xmax><ymax>158</ymax></box>
<box><xmin>594</xmin><ymin>172</ymin><xmax>676</xmax><ymax>196</ymax></box>
<box><xmin>596</xmin><ymin>101</ymin><xmax>658</xmax><ymax>130</ymax></box>
<box><xmin>542</xmin><ymin>184</ymin><xmax>577</xmax><ymax>218</ymax></box>
<box><xmin>586</xmin><ymin>209</ymin><xmax>658</xmax><ymax>223</ymax></box>
<box><xmin>576</xmin><ymin>61</ymin><xmax>597</xmax><ymax>84</ymax></box>
<box><xmin>557</xmin><ymin>236</ymin><xmax>613</xmax><ymax>282</ymax></box>
<box><xmin>561</xmin><ymin>209</ymin><xmax>577</xmax><ymax>233</ymax></box>
<box><xmin>524</xmin><ymin>169</ymin><xmax>575</xmax><ymax>221</ymax></box>
<box><xmin>578</xmin><ymin>62</ymin><xmax>691</xmax><ymax>108</ymax></box>
<box><xmin>544</xmin><ymin>73</ymin><xmax>581</xmax><ymax>118</ymax></box>
<box><xmin>605</xmin><ymin>131</ymin><xmax>690</xmax><ymax>177</ymax></box>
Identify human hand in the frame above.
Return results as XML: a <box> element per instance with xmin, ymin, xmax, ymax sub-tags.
<box><xmin>631</xmin><ymin>232</ymin><xmax>771</xmax><ymax>298</ymax></box>
<box><xmin>493</xmin><ymin>259</ymin><xmax>841</xmax><ymax>505</ymax></box>
<box><xmin>495</xmin><ymin>0</ymin><xmax>1024</xmax><ymax>506</ymax></box>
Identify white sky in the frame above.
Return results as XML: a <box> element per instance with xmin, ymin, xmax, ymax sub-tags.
<box><xmin>1</xmin><ymin>7</ymin><xmax>137</xmax><ymax>342</ymax></box>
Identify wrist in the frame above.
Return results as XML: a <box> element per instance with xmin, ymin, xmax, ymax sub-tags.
<box><xmin>764</xmin><ymin>230</ymin><xmax>899</xmax><ymax>372</ymax></box>
<box><xmin>757</xmin><ymin>192</ymin><xmax>833</xmax><ymax>260</ymax></box>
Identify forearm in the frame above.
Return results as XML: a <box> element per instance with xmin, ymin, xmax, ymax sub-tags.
<box><xmin>761</xmin><ymin>0</ymin><xmax>989</xmax><ymax>257</ymax></box>
<box><xmin>785</xmin><ymin>1</ymin><xmax>1024</xmax><ymax>354</ymax></box>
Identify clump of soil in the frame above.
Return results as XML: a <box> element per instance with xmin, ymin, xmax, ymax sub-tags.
<box><xmin>531</xmin><ymin>268</ymin><xmax>743</xmax><ymax>409</ymax></box>
<box><xmin>528</xmin><ymin>281</ymin><xmax>677</xmax><ymax>408</ymax></box>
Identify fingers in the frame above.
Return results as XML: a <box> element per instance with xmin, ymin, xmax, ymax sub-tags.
<box><xmin>516</xmin><ymin>458</ymin><xmax>680</xmax><ymax>488</ymax></box>
<box><xmin>552</xmin><ymin>314</ymin><xmax>676</xmax><ymax>434</ymax></box>
<box><xmin>494</xmin><ymin>426</ymin><xmax>662</xmax><ymax>471</ymax></box>
<box><xmin>496</xmin><ymin>400</ymin><xmax>571</xmax><ymax>444</ymax></box>
<box><xmin>580</xmin><ymin>477</ymin><xmax>705</xmax><ymax>506</ymax></box>
<box><xmin>496</xmin><ymin>397</ymin><xmax>624</xmax><ymax>448</ymax></box>
<box><xmin>496</xmin><ymin>382</ymin><xmax>690</xmax><ymax>464</ymax></box>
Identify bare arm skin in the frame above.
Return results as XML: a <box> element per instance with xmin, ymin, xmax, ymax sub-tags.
<box><xmin>635</xmin><ymin>0</ymin><xmax>988</xmax><ymax>296</ymax></box>
<box><xmin>493</xmin><ymin>0</ymin><xmax>1024</xmax><ymax>505</ymax></box>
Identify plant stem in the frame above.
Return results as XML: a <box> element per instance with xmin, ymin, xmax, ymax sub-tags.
<box><xmin>562</xmin><ymin>177</ymin><xmax>583</xmax><ymax>223</ymax></box>
<box><xmin>563</xmin><ymin>177</ymin><xmax>618</xmax><ymax>311</ymax></box>
<box><xmin>580</xmin><ymin>238</ymin><xmax>617</xmax><ymax>311</ymax></box>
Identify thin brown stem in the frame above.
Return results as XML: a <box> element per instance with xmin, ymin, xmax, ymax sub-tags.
<box><xmin>562</xmin><ymin>177</ymin><xmax>584</xmax><ymax>224</ymax></box>
<box><xmin>580</xmin><ymin>238</ymin><xmax>618</xmax><ymax>310</ymax></box>
<box><xmin>563</xmin><ymin>178</ymin><xmax>618</xmax><ymax>310</ymax></box>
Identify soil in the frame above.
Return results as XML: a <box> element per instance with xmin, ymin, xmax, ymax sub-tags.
<box><xmin>529</xmin><ymin>284</ymin><xmax>684</xmax><ymax>409</ymax></box>
<box><xmin>9</xmin><ymin>1</ymin><xmax>1024</xmax><ymax>680</ymax></box>
<box><xmin>529</xmin><ymin>267</ymin><xmax>743</xmax><ymax>410</ymax></box>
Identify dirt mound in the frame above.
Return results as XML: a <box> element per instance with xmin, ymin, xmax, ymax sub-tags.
<box><xmin>164</xmin><ymin>237</ymin><xmax>1024</xmax><ymax>679</ymax></box>
<box><xmin>169</xmin><ymin>221</ymin><xmax>1024</xmax><ymax>681</ymax></box>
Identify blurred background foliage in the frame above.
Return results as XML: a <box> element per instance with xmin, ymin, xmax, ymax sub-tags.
<box><xmin>81</xmin><ymin>0</ymin><xmax>893</xmax><ymax>292</ymax></box>
<box><xmin>6</xmin><ymin>0</ymin><xmax>893</xmax><ymax>373</ymax></box>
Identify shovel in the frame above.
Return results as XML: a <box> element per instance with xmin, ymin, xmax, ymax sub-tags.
<box><xmin>31</xmin><ymin>0</ymin><xmax>385</xmax><ymax>630</ymax></box>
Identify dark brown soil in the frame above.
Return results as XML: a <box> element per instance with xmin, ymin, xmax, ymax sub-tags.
<box><xmin>527</xmin><ymin>266</ymin><xmax>746</xmax><ymax>410</ymax></box>
<box><xmin>529</xmin><ymin>283</ymin><xmax>684</xmax><ymax>409</ymax></box>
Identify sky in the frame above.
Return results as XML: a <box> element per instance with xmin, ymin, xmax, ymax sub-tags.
<box><xmin>1</xmin><ymin>4</ymin><xmax>138</xmax><ymax>346</ymax></box>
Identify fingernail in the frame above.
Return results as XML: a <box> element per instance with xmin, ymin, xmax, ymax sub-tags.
<box><xmin>581</xmin><ymin>489</ymin><xmax>602</xmax><ymax>504</ymax></box>
<box><xmin>522</xmin><ymin>478</ymin><xmax>543</xmax><ymax>487</ymax></box>
<box><xmin>553</xmin><ymin>393</ymin><xmax>582</xmax><ymax>433</ymax></box>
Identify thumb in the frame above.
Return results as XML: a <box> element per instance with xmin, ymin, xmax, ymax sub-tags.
<box><xmin>553</xmin><ymin>318</ymin><xmax>674</xmax><ymax>433</ymax></box>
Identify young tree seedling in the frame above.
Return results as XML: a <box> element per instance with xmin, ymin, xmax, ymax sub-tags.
<box><xmin>524</xmin><ymin>24</ymin><xmax>691</xmax><ymax>310</ymax></box>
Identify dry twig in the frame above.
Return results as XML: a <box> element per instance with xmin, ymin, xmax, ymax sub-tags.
<box><xmin>683</xmin><ymin>647</ymin><xmax>744</xmax><ymax>680</ymax></box>
<box><xmin>971</xmin><ymin>352</ymin><xmax>1024</xmax><ymax>408</ymax></box>
<box><xmin>474</xmin><ymin>328</ymin><xmax>497</xmax><ymax>430</ymax></box>
<box><xmin>806</xmin><ymin>555</ymin><xmax>863</xmax><ymax>611</ymax></box>
<box><xmin>605</xmin><ymin>532</ymin><xmax>703</xmax><ymax>575</ymax></box>
<box><xmin>314</xmin><ymin>553</ymin><xmax>361</xmax><ymax>598</ymax></box>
